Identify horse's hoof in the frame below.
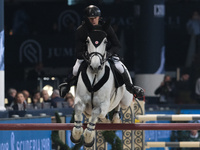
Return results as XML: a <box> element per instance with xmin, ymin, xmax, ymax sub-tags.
<box><xmin>112</xmin><ymin>118</ymin><xmax>122</xmax><ymax>123</ymax></box>
<box><xmin>70</xmin><ymin>133</ymin><xmax>82</xmax><ymax>144</ymax></box>
<box><xmin>84</xmin><ymin>138</ymin><xmax>95</xmax><ymax>147</ymax></box>
<box><xmin>98</xmin><ymin>118</ymin><xmax>111</xmax><ymax>123</ymax></box>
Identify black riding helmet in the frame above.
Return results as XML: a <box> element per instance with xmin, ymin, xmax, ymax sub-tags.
<box><xmin>85</xmin><ymin>5</ymin><xmax>101</xmax><ymax>18</ymax></box>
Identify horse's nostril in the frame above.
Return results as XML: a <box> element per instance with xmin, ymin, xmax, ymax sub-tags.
<box><xmin>98</xmin><ymin>66</ymin><xmax>101</xmax><ymax>70</ymax></box>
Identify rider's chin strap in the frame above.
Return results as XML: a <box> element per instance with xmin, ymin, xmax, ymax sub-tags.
<box><xmin>81</xmin><ymin>65</ymin><xmax>110</xmax><ymax>93</ymax></box>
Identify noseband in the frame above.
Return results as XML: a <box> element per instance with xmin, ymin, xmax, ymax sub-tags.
<box><xmin>83</xmin><ymin>51</ymin><xmax>108</xmax><ymax>68</ymax></box>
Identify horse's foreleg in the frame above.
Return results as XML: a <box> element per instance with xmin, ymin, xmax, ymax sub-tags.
<box><xmin>112</xmin><ymin>104</ymin><xmax>122</xmax><ymax>123</ymax></box>
<box><xmin>83</xmin><ymin>107</ymin><xmax>101</xmax><ymax>147</ymax></box>
<box><xmin>71</xmin><ymin>100</ymin><xmax>85</xmax><ymax>144</ymax></box>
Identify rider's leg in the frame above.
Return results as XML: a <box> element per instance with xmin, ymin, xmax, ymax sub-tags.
<box><xmin>112</xmin><ymin>56</ymin><xmax>134</xmax><ymax>93</ymax></box>
<box><xmin>64</xmin><ymin>59</ymin><xmax>84</xmax><ymax>83</ymax></box>
<box><xmin>59</xmin><ymin>59</ymin><xmax>84</xmax><ymax>97</ymax></box>
<box><xmin>112</xmin><ymin>56</ymin><xmax>144</xmax><ymax>98</ymax></box>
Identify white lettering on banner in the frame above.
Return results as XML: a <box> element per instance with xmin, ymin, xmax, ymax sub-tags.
<box><xmin>47</xmin><ymin>47</ymin><xmax>73</xmax><ymax>58</ymax></box>
<box><xmin>111</xmin><ymin>17</ymin><xmax>134</xmax><ymax>26</ymax></box>
<box><xmin>19</xmin><ymin>39</ymin><xmax>42</xmax><ymax>63</ymax></box>
<box><xmin>41</xmin><ymin>139</ymin><xmax>50</xmax><ymax>150</ymax></box>
<box><xmin>11</xmin><ymin>132</ymin><xmax>15</xmax><ymax>150</ymax></box>
<box><xmin>16</xmin><ymin>139</ymin><xmax>50</xmax><ymax>150</ymax></box>
<box><xmin>0</xmin><ymin>132</ymin><xmax>51</xmax><ymax>150</ymax></box>
<box><xmin>0</xmin><ymin>143</ymin><xmax>9</xmax><ymax>150</ymax></box>
<box><xmin>154</xmin><ymin>4</ymin><xmax>165</xmax><ymax>17</ymax></box>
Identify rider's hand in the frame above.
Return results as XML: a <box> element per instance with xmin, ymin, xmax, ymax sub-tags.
<box><xmin>133</xmin><ymin>86</ymin><xmax>144</xmax><ymax>98</ymax></box>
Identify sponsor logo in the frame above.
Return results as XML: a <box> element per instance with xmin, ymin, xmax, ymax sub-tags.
<box><xmin>58</xmin><ymin>10</ymin><xmax>80</xmax><ymax>32</ymax></box>
<box><xmin>19</xmin><ymin>39</ymin><xmax>42</xmax><ymax>63</ymax></box>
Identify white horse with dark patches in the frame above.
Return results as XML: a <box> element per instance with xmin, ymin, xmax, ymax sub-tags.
<box><xmin>71</xmin><ymin>30</ymin><xmax>133</xmax><ymax>147</ymax></box>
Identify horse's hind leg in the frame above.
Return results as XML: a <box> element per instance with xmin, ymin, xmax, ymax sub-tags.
<box><xmin>83</xmin><ymin>107</ymin><xmax>101</xmax><ymax>147</ymax></box>
<box><xmin>112</xmin><ymin>104</ymin><xmax>122</xmax><ymax>123</ymax></box>
<box><xmin>71</xmin><ymin>100</ymin><xmax>85</xmax><ymax>144</ymax></box>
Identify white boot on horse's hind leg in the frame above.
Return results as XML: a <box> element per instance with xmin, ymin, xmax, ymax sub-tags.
<box><xmin>98</xmin><ymin>117</ymin><xmax>111</xmax><ymax>123</ymax></box>
<box><xmin>70</xmin><ymin>127</ymin><xmax>83</xmax><ymax>144</ymax></box>
<box><xmin>112</xmin><ymin>113</ymin><xmax>122</xmax><ymax>123</ymax></box>
<box><xmin>83</xmin><ymin>128</ymin><xmax>95</xmax><ymax>147</ymax></box>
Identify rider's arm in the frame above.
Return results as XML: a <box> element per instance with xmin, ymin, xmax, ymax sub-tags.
<box><xmin>105</xmin><ymin>25</ymin><xmax>121</xmax><ymax>55</ymax></box>
<box><xmin>75</xmin><ymin>25</ymin><xmax>87</xmax><ymax>59</ymax></box>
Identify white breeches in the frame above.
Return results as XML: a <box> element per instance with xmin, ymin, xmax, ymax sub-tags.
<box><xmin>112</xmin><ymin>56</ymin><xmax>133</xmax><ymax>84</ymax></box>
<box><xmin>73</xmin><ymin>59</ymin><xmax>84</xmax><ymax>76</ymax></box>
<box><xmin>112</xmin><ymin>56</ymin><xmax>124</xmax><ymax>73</ymax></box>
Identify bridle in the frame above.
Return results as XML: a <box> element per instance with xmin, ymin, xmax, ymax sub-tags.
<box><xmin>82</xmin><ymin>39</ymin><xmax>110</xmax><ymax>69</ymax></box>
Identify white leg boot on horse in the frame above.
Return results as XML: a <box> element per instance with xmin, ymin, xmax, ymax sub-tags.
<box><xmin>71</xmin><ymin>101</ymin><xmax>85</xmax><ymax>144</ymax></box>
<box><xmin>83</xmin><ymin>107</ymin><xmax>101</xmax><ymax>147</ymax></box>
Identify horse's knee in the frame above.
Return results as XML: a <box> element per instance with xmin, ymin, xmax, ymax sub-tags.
<box><xmin>74</xmin><ymin>101</ymin><xmax>85</xmax><ymax>115</ymax></box>
<box><xmin>88</xmin><ymin>107</ymin><xmax>102</xmax><ymax>123</ymax></box>
<box><xmin>92</xmin><ymin>107</ymin><xmax>101</xmax><ymax>117</ymax></box>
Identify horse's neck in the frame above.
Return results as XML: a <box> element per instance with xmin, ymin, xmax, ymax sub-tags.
<box><xmin>86</xmin><ymin>62</ymin><xmax>109</xmax><ymax>83</ymax></box>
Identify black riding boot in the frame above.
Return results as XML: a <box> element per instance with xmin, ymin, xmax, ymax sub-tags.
<box><xmin>58</xmin><ymin>73</ymin><xmax>77</xmax><ymax>98</ymax></box>
<box><xmin>121</xmin><ymin>71</ymin><xmax>144</xmax><ymax>98</ymax></box>
<box><xmin>121</xmin><ymin>71</ymin><xmax>134</xmax><ymax>94</ymax></box>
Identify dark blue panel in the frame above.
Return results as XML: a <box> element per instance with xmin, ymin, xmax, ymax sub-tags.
<box><xmin>0</xmin><ymin>117</ymin><xmax>52</xmax><ymax>150</ymax></box>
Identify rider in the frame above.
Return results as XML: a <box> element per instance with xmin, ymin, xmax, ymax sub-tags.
<box><xmin>59</xmin><ymin>5</ymin><xmax>144</xmax><ymax>98</ymax></box>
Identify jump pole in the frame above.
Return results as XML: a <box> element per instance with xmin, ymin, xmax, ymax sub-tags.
<box><xmin>136</xmin><ymin>114</ymin><xmax>200</xmax><ymax>121</ymax></box>
<box><xmin>0</xmin><ymin>123</ymin><xmax>200</xmax><ymax>130</ymax></box>
<box><xmin>146</xmin><ymin>142</ymin><xmax>200</xmax><ymax>148</ymax></box>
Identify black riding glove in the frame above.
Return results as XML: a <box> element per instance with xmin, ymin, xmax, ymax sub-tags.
<box><xmin>133</xmin><ymin>86</ymin><xmax>144</xmax><ymax>98</ymax></box>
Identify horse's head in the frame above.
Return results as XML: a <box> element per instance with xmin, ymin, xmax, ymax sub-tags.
<box><xmin>86</xmin><ymin>30</ymin><xmax>108</xmax><ymax>73</ymax></box>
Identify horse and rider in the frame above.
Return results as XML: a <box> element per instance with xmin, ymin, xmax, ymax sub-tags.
<box><xmin>59</xmin><ymin>5</ymin><xmax>144</xmax><ymax>99</ymax></box>
<box><xmin>59</xmin><ymin>5</ymin><xmax>144</xmax><ymax>147</ymax></box>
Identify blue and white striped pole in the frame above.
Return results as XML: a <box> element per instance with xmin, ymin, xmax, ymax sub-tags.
<box><xmin>0</xmin><ymin>0</ymin><xmax>5</xmax><ymax>110</ymax></box>
<box><xmin>136</xmin><ymin>114</ymin><xmax>200</xmax><ymax>121</ymax></box>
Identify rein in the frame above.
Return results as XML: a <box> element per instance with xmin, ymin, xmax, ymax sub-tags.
<box><xmin>82</xmin><ymin>51</ymin><xmax>109</xmax><ymax>66</ymax></box>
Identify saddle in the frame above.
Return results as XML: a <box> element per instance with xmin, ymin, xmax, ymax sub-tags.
<box><xmin>108</xmin><ymin>59</ymin><xmax>124</xmax><ymax>88</ymax></box>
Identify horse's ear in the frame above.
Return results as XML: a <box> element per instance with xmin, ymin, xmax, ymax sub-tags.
<box><xmin>102</xmin><ymin>18</ymin><xmax>111</xmax><ymax>31</ymax></box>
<box><xmin>84</xmin><ymin>17</ymin><xmax>94</xmax><ymax>31</ymax></box>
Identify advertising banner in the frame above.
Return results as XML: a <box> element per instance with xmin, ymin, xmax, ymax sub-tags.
<box><xmin>0</xmin><ymin>117</ymin><xmax>52</xmax><ymax>150</ymax></box>
<box><xmin>5</xmin><ymin>35</ymin><xmax>76</xmax><ymax>68</ymax></box>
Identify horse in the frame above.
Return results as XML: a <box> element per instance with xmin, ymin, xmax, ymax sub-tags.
<box><xmin>71</xmin><ymin>29</ymin><xmax>133</xmax><ymax>147</ymax></box>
